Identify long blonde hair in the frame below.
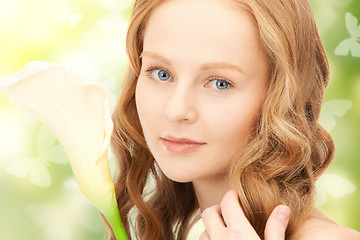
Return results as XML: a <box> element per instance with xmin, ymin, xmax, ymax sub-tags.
<box><xmin>106</xmin><ymin>0</ymin><xmax>335</xmax><ymax>239</ymax></box>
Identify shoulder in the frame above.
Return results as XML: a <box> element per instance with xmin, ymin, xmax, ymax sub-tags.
<box><xmin>294</xmin><ymin>223</ymin><xmax>360</xmax><ymax>240</ymax></box>
<box><xmin>293</xmin><ymin>209</ymin><xmax>360</xmax><ymax>240</ymax></box>
<box><xmin>297</xmin><ymin>224</ymin><xmax>360</xmax><ymax>240</ymax></box>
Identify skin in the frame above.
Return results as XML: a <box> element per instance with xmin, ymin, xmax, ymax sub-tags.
<box><xmin>135</xmin><ymin>0</ymin><xmax>360</xmax><ymax>239</ymax></box>
<box><xmin>136</xmin><ymin>0</ymin><xmax>268</xmax><ymax>208</ymax></box>
<box><xmin>200</xmin><ymin>190</ymin><xmax>290</xmax><ymax>240</ymax></box>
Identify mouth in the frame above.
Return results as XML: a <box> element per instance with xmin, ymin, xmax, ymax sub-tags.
<box><xmin>160</xmin><ymin>136</ymin><xmax>206</xmax><ymax>154</ymax></box>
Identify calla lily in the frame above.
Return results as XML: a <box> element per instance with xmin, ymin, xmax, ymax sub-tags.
<box><xmin>0</xmin><ymin>61</ymin><xmax>127</xmax><ymax>240</ymax></box>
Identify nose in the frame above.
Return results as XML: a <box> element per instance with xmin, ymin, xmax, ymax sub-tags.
<box><xmin>164</xmin><ymin>84</ymin><xmax>197</xmax><ymax>123</ymax></box>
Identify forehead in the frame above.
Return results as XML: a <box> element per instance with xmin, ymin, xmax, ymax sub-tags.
<box><xmin>142</xmin><ymin>0</ymin><xmax>266</xmax><ymax>73</ymax></box>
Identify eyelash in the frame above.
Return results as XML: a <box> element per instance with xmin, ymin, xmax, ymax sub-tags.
<box><xmin>206</xmin><ymin>77</ymin><xmax>233</xmax><ymax>92</ymax></box>
<box><xmin>145</xmin><ymin>65</ymin><xmax>172</xmax><ymax>79</ymax></box>
<box><xmin>144</xmin><ymin>65</ymin><xmax>233</xmax><ymax>91</ymax></box>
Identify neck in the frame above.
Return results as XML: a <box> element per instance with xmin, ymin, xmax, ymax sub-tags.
<box><xmin>192</xmin><ymin>175</ymin><xmax>233</xmax><ymax>212</ymax></box>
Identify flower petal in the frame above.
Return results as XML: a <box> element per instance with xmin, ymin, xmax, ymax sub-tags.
<box><xmin>0</xmin><ymin>61</ymin><xmax>112</xmax><ymax>167</ymax></box>
<box><xmin>0</xmin><ymin>61</ymin><xmax>127</xmax><ymax>239</ymax></box>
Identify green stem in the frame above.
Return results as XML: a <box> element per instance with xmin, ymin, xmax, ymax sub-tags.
<box><xmin>103</xmin><ymin>190</ymin><xmax>128</xmax><ymax>240</ymax></box>
<box><xmin>107</xmin><ymin>209</ymin><xmax>128</xmax><ymax>240</ymax></box>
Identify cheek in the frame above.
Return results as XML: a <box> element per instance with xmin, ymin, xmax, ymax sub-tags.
<box><xmin>135</xmin><ymin>77</ymin><xmax>164</xmax><ymax>136</ymax></box>
<box><xmin>135</xmin><ymin>78</ymin><xmax>151</xmax><ymax>130</ymax></box>
<box><xmin>205</xmin><ymin>99</ymin><xmax>261</xmax><ymax>145</ymax></box>
<box><xmin>213</xmin><ymin>114</ymin><xmax>250</xmax><ymax>145</ymax></box>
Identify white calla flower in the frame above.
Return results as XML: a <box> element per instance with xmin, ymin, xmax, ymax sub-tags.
<box><xmin>0</xmin><ymin>61</ymin><xmax>127</xmax><ymax>240</ymax></box>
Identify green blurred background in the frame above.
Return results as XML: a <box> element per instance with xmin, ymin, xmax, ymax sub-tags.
<box><xmin>0</xmin><ymin>0</ymin><xmax>359</xmax><ymax>239</ymax></box>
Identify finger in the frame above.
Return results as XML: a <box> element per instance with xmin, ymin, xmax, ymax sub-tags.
<box><xmin>201</xmin><ymin>204</ymin><xmax>225</xmax><ymax>237</ymax></box>
<box><xmin>199</xmin><ymin>231</ymin><xmax>210</xmax><ymax>240</ymax></box>
<box><xmin>221</xmin><ymin>190</ymin><xmax>249</xmax><ymax>225</ymax></box>
<box><xmin>220</xmin><ymin>190</ymin><xmax>259</xmax><ymax>238</ymax></box>
<box><xmin>264</xmin><ymin>205</ymin><xmax>290</xmax><ymax>240</ymax></box>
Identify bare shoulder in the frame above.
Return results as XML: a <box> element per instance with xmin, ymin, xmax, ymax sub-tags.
<box><xmin>293</xmin><ymin>208</ymin><xmax>360</xmax><ymax>240</ymax></box>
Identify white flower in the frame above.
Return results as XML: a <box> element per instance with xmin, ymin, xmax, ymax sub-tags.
<box><xmin>0</xmin><ymin>61</ymin><xmax>127</xmax><ymax>239</ymax></box>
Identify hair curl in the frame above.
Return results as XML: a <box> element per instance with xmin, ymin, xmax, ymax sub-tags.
<box><xmin>105</xmin><ymin>0</ymin><xmax>335</xmax><ymax>239</ymax></box>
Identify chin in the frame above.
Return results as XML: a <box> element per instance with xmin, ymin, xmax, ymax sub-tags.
<box><xmin>162</xmin><ymin>171</ymin><xmax>194</xmax><ymax>183</ymax></box>
<box><xmin>158</xmin><ymin>166</ymin><xmax>198</xmax><ymax>183</ymax></box>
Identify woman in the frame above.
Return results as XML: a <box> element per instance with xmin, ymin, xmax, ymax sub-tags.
<box><xmin>108</xmin><ymin>0</ymin><xmax>360</xmax><ymax>239</ymax></box>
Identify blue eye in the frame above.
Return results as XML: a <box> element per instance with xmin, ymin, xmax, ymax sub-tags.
<box><xmin>153</xmin><ymin>69</ymin><xmax>171</xmax><ymax>81</ymax></box>
<box><xmin>208</xmin><ymin>79</ymin><xmax>231</xmax><ymax>90</ymax></box>
<box><xmin>216</xmin><ymin>80</ymin><xmax>230</xmax><ymax>89</ymax></box>
<box><xmin>145</xmin><ymin>66</ymin><xmax>173</xmax><ymax>82</ymax></box>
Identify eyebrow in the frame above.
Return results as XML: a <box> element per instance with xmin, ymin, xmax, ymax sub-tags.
<box><xmin>140</xmin><ymin>51</ymin><xmax>243</xmax><ymax>73</ymax></box>
<box><xmin>141</xmin><ymin>51</ymin><xmax>172</xmax><ymax>65</ymax></box>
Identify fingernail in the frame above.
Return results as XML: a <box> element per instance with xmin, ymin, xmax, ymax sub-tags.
<box><xmin>276</xmin><ymin>205</ymin><xmax>290</xmax><ymax>222</ymax></box>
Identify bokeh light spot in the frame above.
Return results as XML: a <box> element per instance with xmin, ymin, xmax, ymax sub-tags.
<box><xmin>0</xmin><ymin>111</ymin><xmax>28</xmax><ymax>162</ymax></box>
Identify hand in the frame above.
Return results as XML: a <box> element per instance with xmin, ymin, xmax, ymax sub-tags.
<box><xmin>200</xmin><ymin>190</ymin><xmax>290</xmax><ymax>240</ymax></box>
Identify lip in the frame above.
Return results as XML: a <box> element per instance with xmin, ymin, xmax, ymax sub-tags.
<box><xmin>160</xmin><ymin>136</ymin><xmax>206</xmax><ymax>154</ymax></box>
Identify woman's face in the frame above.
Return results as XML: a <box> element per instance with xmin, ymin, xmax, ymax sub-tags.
<box><xmin>135</xmin><ymin>0</ymin><xmax>269</xmax><ymax>183</ymax></box>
